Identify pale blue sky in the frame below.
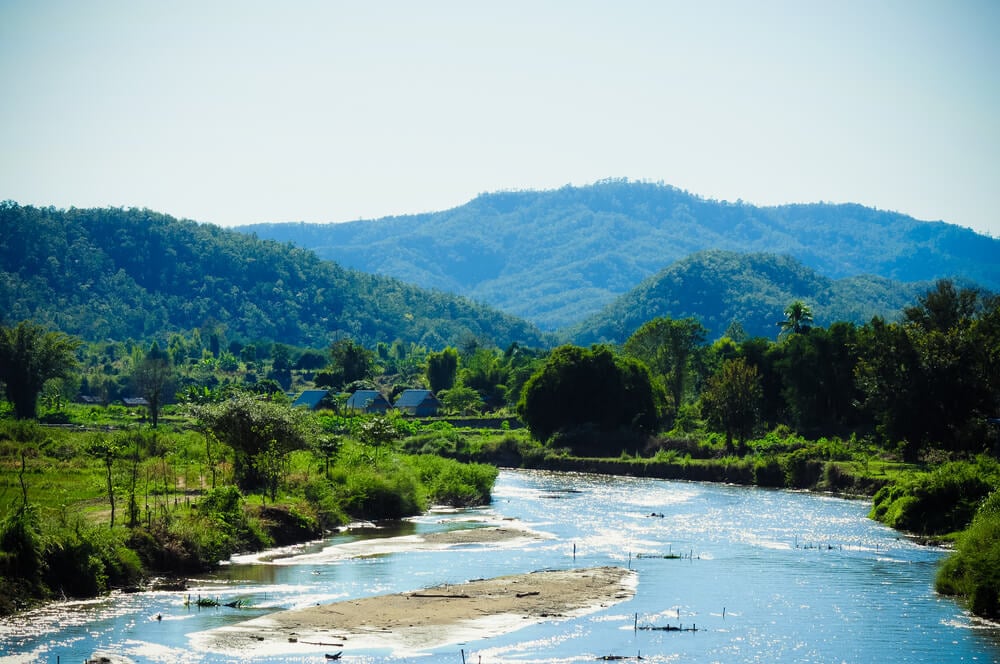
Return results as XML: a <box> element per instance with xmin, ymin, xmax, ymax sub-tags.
<box><xmin>2</xmin><ymin>1</ymin><xmax>998</xmax><ymax>236</ymax></box>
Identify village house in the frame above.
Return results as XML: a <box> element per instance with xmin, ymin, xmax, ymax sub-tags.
<box><xmin>345</xmin><ymin>389</ymin><xmax>392</xmax><ymax>414</ymax></box>
<box><xmin>393</xmin><ymin>389</ymin><xmax>442</xmax><ymax>417</ymax></box>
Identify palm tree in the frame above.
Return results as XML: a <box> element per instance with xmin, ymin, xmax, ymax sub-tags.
<box><xmin>778</xmin><ymin>301</ymin><xmax>813</xmax><ymax>339</ymax></box>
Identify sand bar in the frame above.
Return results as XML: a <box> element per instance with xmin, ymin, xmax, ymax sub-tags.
<box><xmin>259</xmin><ymin>524</ymin><xmax>550</xmax><ymax>565</ymax></box>
<box><xmin>192</xmin><ymin>566</ymin><xmax>636</xmax><ymax>656</ymax></box>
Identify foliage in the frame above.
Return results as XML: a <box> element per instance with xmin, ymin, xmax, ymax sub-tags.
<box><xmin>192</xmin><ymin>392</ymin><xmax>317</xmax><ymax>495</ymax></box>
<box><xmin>565</xmin><ymin>250</ymin><xmax>931</xmax><ymax>344</ymax></box>
<box><xmin>236</xmin><ymin>181</ymin><xmax>1000</xmax><ymax>331</ymax></box>
<box><xmin>936</xmin><ymin>490</ymin><xmax>1000</xmax><ymax>619</ymax></box>
<box><xmin>405</xmin><ymin>455</ymin><xmax>498</xmax><ymax>506</ymax></box>
<box><xmin>0</xmin><ymin>202</ymin><xmax>550</xmax><ymax>349</ymax></box>
<box><xmin>778</xmin><ymin>300</ymin><xmax>814</xmax><ymax>339</ymax></box>
<box><xmin>624</xmin><ymin>317</ymin><xmax>706</xmax><ymax>422</ymax></box>
<box><xmin>425</xmin><ymin>347</ymin><xmax>459</xmax><ymax>393</ymax></box>
<box><xmin>517</xmin><ymin>344</ymin><xmax>663</xmax><ymax>453</ymax></box>
<box><xmin>700</xmin><ymin>357</ymin><xmax>762</xmax><ymax>453</ymax></box>
<box><xmin>869</xmin><ymin>457</ymin><xmax>1000</xmax><ymax>535</ymax></box>
<box><xmin>0</xmin><ymin>321</ymin><xmax>81</xmax><ymax>419</ymax></box>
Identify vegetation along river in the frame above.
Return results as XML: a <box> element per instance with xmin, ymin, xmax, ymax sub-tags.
<box><xmin>2</xmin><ymin>469</ymin><xmax>999</xmax><ymax>663</ymax></box>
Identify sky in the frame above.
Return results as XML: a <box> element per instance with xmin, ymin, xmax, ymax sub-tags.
<box><xmin>1</xmin><ymin>1</ymin><xmax>998</xmax><ymax>236</ymax></box>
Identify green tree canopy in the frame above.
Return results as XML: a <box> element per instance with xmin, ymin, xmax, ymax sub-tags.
<box><xmin>701</xmin><ymin>357</ymin><xmax>763</xmax><ymax>453</ymax></box>
<box><xmin>0</xmin><ymin>321</ymin><xmax>81</xmax><ymax>419</ymax></box>
<box><xmin>328</xmin><ymin>339</ymin><xmax>374</xmax><ymax>389</ymax></box>
<box><xmin>623</xmin><ymin>317</ymin><xmax>706</xmax><ymax>421</ymax></box>
<box><xmin>517</xmin><ymin>345</ymin><xmax>663</xmax><ymax>453</ymax></box>
<box><xmin>193</xmin><ymin>392</ymin><xmax>316</xmax><ymax>495</ymax></box>
<box><xmin>778</xmin><ymin>300</ymin><xmax>814</xmax><ymax>339</ymax></box>
<box><xmin>425</xmin><ymin>347</ymin><xmax>459</xmax><ymax>394</ymax></box>
<box><xmin>132</xmin><ymin>342</ymin><xmax>173</xmax><ymax>427</ymax></box>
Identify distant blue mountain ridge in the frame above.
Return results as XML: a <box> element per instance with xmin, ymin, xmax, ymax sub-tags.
<box><xmin>238</xmin><ymin>180</ymin><xmax>999</xmax><ymax>333</ymax></box>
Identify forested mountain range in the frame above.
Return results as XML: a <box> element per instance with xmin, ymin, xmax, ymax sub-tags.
<box><xmin>238</xmin><ymin>180</ymin><xmax>1000</xmax><ymax>330</ymax></box>
<box><xmin>562</xmin><ymin>250</ymin><xmax>936</xmax><ymax>344</ymax></box>
<box><xmin>0</xmin><ymin>202</ymin><xmax>550</xmax><ymax>349</ymax></box>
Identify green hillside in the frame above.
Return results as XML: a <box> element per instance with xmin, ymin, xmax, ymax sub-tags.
<box><xmin>0</xmin><ymin>202</ymin><xmax>550</xmax><ymax>349</ymax></box>
<box><xmin>562</xmin><ymin>250</ymin><xmax>936</xmax><ymax>344</ymax></box>
<box><xmin>239</xmin><ymin>180</ymin><xmax>1000</xmax><ymax>330</ymax></box>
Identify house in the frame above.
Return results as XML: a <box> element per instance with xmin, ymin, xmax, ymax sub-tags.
<box><xmin>345</xmin><ymin>389</ymin><xmax>392</xmax><ymax>414</ymax></box>
<box><xmin>394</xmin><ymin>389</ymin><xmax>442</xmax><ymax>417</ymax></box>
<box><xmin>122</xmin><ymin>397</ymin><xmax>149</xmax><ymax>407</ymax></box>
<box><xmin>292</xmin><ymin>389</ymin><xmax>329</xmax><ymax>410</ymax></box>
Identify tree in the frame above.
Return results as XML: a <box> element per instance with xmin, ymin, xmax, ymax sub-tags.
<box><xmin>857</xmin><ymin>281</ymin><xmax>1000</xmax><ymax>457</ymax></box>
<box><xmin>356</xmin><ymin>414</ymin><xmax>403</xmax><ymax>462</ymax></box>
<box><xmin>623</xmin><ymin>317</ymin><xmax>706</xmax><ymax>422</ymax></box>
<box><xmin>855</xmin><ymin>317</ymin><xmax>925</xmax><ymax>460</ymax></box>
<box><xmin>701</xmin><ymin>357</ymin><xmax>762</xmax><ymax>454</ymax></box>
<box><xmin>440</xmin><ymin>385</ymin><xmax>482</xmax><ymax>415</ymax></box>
<box><xmin>86</xmin><ymin>435</ymin><xmax>121</xmax><ymax>528</ymax></box>
<box><xmin>425</xmin><ymin>347</ymin><xmax>459</xmax><ymax>394</ymax></box>
<box><xmin>193</xmin><ymin>392</ymin><xmax>316</xmax><ymax>495</ymax></box>
<box><xmin>774</xmin><ymin>323</ymin><xmax>861</xmax><ymax>436</ymax></box>
<box><xmin>0</xmin><ymin>321</ymin><xmax>81</xmax><ymax>419</ymax></box>
<box><xmin>458</xmin><ymin>347</ymin><xmax>508</xmax><ymax>410</ymax></box>
<box><xmin>778</xmin><ymin>301</ymin><xmax>813</xmax><ymax>339</ymax></box>
<box><xmin>517</xmin><ymin>345</ymin><xmax>663</xmax><ymax>453</ymax></box>
<box><xmin>268</xmin><ymin>343</ymin><xmax>293</xmax><ymax>390</ymax></box>
<box><xmin>328</xmin><ymin>339</ymin><xmax>374</xmax><ymax>389</ymax></box>
<box><xmin>904</xmin><ymin>279</ymin><xmax>979</xmax><ymax>333</ymax></box>
<box><xmin>132</xmin><ymin>342</ymin><xmax>173</xmax><ymax>428</ymax></box>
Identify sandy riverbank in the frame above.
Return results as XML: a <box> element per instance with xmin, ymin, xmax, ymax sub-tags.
<box><xmin>191</xmin><ymin>566</ymin><xmax>636</xmax><ymax>656</ymax></box>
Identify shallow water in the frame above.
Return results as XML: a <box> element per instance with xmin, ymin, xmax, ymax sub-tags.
<box><xmin>2</xmin><ymin>469</ymin><xmax>999</xmax><ymax>663</ymax></box>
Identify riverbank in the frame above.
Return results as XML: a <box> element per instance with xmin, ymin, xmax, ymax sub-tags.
<box><xmin>191</xmin><ymin>566</ymin><xmax>636</xmax><ymax>656</ymax></box>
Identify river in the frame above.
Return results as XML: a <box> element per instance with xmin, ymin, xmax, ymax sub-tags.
<box><xmin>1</xmin><ymin>469</ymin><xmax>998</xmax><ymax>663</ymax></box>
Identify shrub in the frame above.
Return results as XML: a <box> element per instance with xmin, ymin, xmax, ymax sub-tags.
<box><xmin>340</xmin><ymin>468</ymin><xmax>422</xmax><ymax>520</ymax></box>
<box><xmin>870</xmin><ymin>458</ymin><xmax>1000</xmax><ymax>534</ymax></box>
<box><xmin>753</xmin><ymin>458</ymin><xmax>784</xmax><ymax>487</ymax></box>
<box><xmin>936</xmin><ymin>490</ymin><xmax>1000</xmax><ymax>619</ymax></box>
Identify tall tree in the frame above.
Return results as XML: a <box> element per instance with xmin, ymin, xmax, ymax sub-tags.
<box><xmin>425</xmin><ymin>347</ymin><xmax>459</xmax><ymax>394</ymax></box>
<box><xmin>701</xmin><ymin>357</ymin><xmax>762</xmax><ymax>454</ymax></box>
<box><xmin>778</xmin><ymin>301</ymin><xmax>814</xmax><ymax>339</ymax></box>
<box><xmin>0</xmin><ymin>321</ymin><xmax>81</xmax><ymax>419</ymax></box>
<box><xmin>132</xmin><ymin>342</ymin><xmax>173</xmax><ymax>428</ymax></box>
<box><xmin>193</xmin><ymin>392</ymin><xmax>316</xmax><ymax>495</ymax></box>
<box><xmin>517</xmin><ymin>344</ymin><xmax>663</xmax><ymax>452</ymax></box>
<box><xmin>775</xmin><ymin>323</ymin><xmax>861</xmax><ymax>436</ymax></box>
<box><xmin>328</xmin><ymin>339</ymin><xmax>374</xmax><ymax>389</ymax></box>
<box><xmin>623</xmin><ymin>317</ymin><xmax>706</xmax><ymax>420</ymax></box>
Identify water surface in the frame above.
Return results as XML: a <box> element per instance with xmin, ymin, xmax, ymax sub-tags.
<box><xmin>2</xmin><ymin>469</ymin><xmax>998</xmax><ymax>663</ymax></box>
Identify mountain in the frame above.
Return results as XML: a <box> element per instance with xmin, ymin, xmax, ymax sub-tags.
<box><xmin>562</xmin><ymin>250</ymin><xmax>937</xmax><ymax>344</ymax></box>
<box><xmin>237</xmin><ymin>180</ymin><xmax>1000</xmax><ymax>330</ymax></box>
<box><xmin>0</xmin><ymin>202</ymin><xmax>550</xmax><ymax>349</ymax></box>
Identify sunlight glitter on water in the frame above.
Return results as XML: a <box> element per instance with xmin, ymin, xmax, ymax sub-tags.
<box><xmin>2</xmin><ymin>469</ymin><xmax>999</xmax><ymax>663</ymax></box>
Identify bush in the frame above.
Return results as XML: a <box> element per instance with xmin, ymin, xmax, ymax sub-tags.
<box><xmin>753</xmin><ymin>458</ymin><xmax>785</xmax><ymax>487</ymax></box>
<box><xmin>406</xmin><ymin>455</ymin><xmax>497</xmax><ymax>506</ymax></box>
<box><xmin>871</xmin><ymin>458</ymin><xmax>1000</xmax><ymax>534</ymax></box>
<box><xmin>781</xmin><ymin>449</ymin><xmax>824</xmax><ymax>488</ymax></box>
<box><xmin>936</xmin><ymin>490</ymin><xmax>1000</xmax><ymax>619</ymax></box>
<box><xmin>44</xmin><ymin>522</ymin><xmax>144</xmax><ymax>597</ymax></box>
<box><xmin>340</xmin><ymin>468</ymin><xmax>422</xmax><ymax>520</ymax></box>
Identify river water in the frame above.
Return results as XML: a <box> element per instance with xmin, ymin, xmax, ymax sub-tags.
<box><xmin>2</xmin><ymin>469</ymin><xmax>998</xmax><ymax>663</ymax></box>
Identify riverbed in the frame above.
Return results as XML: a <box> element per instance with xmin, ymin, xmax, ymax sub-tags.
<box><xmin>2</xmin><ymin>469</ymin><xmax>998</xmax><ymax>662</ymax></box>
